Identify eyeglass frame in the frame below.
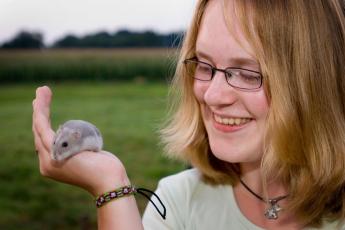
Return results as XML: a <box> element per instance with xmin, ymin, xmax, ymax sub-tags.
<box><xmin>183</xmin><ymin>57</ymin><xmax>263</xmax><ymax>91</ymax></box>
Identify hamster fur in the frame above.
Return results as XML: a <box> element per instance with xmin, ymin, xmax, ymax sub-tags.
<box><xmin>52</xmin><ymin>120</ymin><xmax>103</xmax><ymax>161</ymax></box>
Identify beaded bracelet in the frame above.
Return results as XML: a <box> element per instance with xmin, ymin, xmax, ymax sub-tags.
<box><xmin>95</xmin><ymin>185</ymin><xmax>136</xmax><ymax>208</ymax></box>
<box><xmin>94</xmin><ymin>185</ymin><xmax>166</xmax><ymax>220</ymax></box>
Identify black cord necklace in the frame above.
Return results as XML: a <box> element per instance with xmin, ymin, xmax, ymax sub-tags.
<box><xmin>239</xmin><ymin>179</ymin><xmax>289</xmax><ymax>220</ymax></box>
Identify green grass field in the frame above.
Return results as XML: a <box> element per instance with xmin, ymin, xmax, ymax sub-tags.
<box><xmin>0</xmin><ymin>82</ymin><xmax>186</xmax><ymax>229</ymax></box>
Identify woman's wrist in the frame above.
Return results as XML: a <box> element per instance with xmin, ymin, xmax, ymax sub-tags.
<box><xmin>91</xmin><ymin>165</ymin><xmax>131</xmax><ymax>196</ymax></box>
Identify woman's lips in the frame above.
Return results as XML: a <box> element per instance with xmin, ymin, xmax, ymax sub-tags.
<box><xmin>212</xmin><ymin>113</ymin><xmax>253</xmax><ymax>132</ymax></box>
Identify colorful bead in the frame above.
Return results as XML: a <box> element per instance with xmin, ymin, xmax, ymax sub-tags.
<box><xmin>95</xmin><ymin>185</ymin><xmax>136</xmax><ymax>208</ymax></box>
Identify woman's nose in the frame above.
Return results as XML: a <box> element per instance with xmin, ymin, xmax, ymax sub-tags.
<box><xmin>203</xmin><ymin>70</ymin><xmax>238</xmax><ymax>106</ymax></box>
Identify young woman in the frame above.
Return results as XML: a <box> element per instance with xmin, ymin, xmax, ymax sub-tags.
<box><xmin>33</xmin><ymin>0</ymin><xmax>345</xmax><ymax>229</ymax></box>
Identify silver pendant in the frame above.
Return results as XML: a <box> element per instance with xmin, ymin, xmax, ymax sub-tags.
<box><xmin>264</xmin><ymin>199</ymin><xmax>282</xmax><ymax>220</ymax></box>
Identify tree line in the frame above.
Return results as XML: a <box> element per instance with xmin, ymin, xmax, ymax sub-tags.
<box><xmin>0</xmin><ymin>29</ymin><xmax>184</xmax><ymax>49</ymax></box>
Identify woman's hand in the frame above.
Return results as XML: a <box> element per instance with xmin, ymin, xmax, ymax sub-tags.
<box><xmin>32</xmin><ymin>86</ymin><xmax>130</xmax><ymax>196</ymax></box>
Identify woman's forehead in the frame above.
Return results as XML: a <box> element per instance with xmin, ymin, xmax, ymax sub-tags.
<box><xmin>195</xmin><ymin>0</ymin><xmax>258</xmax><ymax>66</ymax></box>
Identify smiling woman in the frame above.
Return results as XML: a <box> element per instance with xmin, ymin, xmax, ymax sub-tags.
<box><xmin>32</xmin><ymin>0</ymin><xmax>345</xmax><ymax>229</ymax></box>
<box><xmin>157</xmin><ymin>0</ymin><xmax>345</xmax><ymax>228</ymax></box>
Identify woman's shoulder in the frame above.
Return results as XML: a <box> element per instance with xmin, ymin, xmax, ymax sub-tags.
<box><xmin>157</xmin><ymin>168</ymin><xmax>233</xmax><ymax>214</ymax></box>
<box><xmin>157</xmin><ymin>168</ymin><xmax>222</xmax><ymax>198</ymax></box>
<box><xmin>158</xmin><ymin>168</ymin><xmax>202</xmax><ymax>187</ymax></box>
<box><xmin>158</xmin><ymin>168</ymin><xmax>231</xmax><ymax>197</ymax></box>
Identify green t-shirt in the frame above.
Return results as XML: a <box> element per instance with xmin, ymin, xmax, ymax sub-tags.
<box><xmin>142</xmin><ymin>169</ymin><xmax>343</xmax><ymax>229</ymax></box>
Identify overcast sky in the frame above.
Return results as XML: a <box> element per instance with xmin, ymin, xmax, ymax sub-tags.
<box><xmin>0</xmin><ymin>0</ymin><xmax>196</xmax><ymax>45</ymax></box>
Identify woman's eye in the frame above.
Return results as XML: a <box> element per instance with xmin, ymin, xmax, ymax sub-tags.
<box><xmin>235</xmin><ymin>70</ymin><xmax>261</xmax><ymax>83</ymax></box>
<box><xmin>241</xmin><ymin>74</ymin><xmax>260</xmax><ymax>83</ymax></box>
<box><xmin>196</xmin><ymin>64</ymin><xmax>211</xmax><ymax>73</ymax></box>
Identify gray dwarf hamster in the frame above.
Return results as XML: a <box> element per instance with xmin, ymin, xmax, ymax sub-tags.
<box><xmin>52</xmin><ymin>120</ymin><xmax>103</xmax><ymax>161</ymax></box>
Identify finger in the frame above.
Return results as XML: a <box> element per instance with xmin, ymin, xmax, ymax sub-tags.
<box><xmin>33</xmin><ymin>122</ymin><xmax>58</xmax><ymax>176</ymax></box>
<box><xmin>32</xmin><ymin>118</ymin><xmax>47</xmax><ymax>156</ymax></box>
<box><xmin>33</xmin><ymin>95</ymin><xmax>51</xmax><ymax>153</ymax></box>
<box><xmin>32</xmin><ymin>99</ymin><xmax>56</xmax><ymax>175</ymax></box>
<box><xmin>34</xmin><ymin>111</ymin><xmax>55</xmax><ymax>150</ymax></box>
<box><xmin>32</xmin><ymin>99</ymin><xmax>36</xmax><ymax>133</ymax></box>
<box><xmin>32</xmin><ymin>99</ymin><xmax>44</xmax><ymax>152</ymax></box>
<box><xmin>33</xmin><ymin>86</ymin><xmax>55</xmax><ymax>151</ymax></box>
<box><xmin>35</xmin><ymin>86</ymin><xmax>52</xmax><ymax>125</ymax></box>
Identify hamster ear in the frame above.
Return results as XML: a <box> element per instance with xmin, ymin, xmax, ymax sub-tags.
<box><xmin>72</xmin><ymin>131</ymin><xmax>81</xmax><ymax>140</ymax></box>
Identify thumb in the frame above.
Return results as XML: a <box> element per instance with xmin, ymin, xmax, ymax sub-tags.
<box><xmin>33</xmin><ymin>86</ymin><xmax>54</xmax><ymax>150</ymax></box>
<box><xmin>36</xmin><ymin>86</ymin><xmax>52</xmax><ymax>122</ymax></box>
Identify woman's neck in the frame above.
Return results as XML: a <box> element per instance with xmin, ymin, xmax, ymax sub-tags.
<box><xmin>239</xmin><ymin>161</ymin><xmax>287</xmax><ymax>198</ymax></box>
<box><xmin>234</xmin><ymin>162</ymin><xmax>301</xmax><ymax>229</ymax></box>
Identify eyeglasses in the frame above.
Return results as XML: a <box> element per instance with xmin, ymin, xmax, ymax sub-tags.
<box><xmin>183</xmin><ymin>58</ymin><xmax>263</xmax><ymax>91</ymax></box>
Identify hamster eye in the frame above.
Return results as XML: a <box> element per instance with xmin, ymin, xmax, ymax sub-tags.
<box><xmin>62</xmin><ymin>142</ymin><xmax>68</xmax><ymax>148</ymax></box>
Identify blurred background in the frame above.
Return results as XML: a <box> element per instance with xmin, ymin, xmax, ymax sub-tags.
<box><xmin>0</xmin><ymin>0</ymin><xmax>196</xmax><ymax>229</ymax></box>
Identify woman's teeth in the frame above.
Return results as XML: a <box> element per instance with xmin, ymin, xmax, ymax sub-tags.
<box><xmin>214</xmin><ymin>114</ymin><xmax>251</xmax><ymax>126</ymax></box>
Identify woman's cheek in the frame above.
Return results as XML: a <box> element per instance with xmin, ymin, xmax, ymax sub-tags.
<box><xmin>193</xmin><ymin>81</ymin><xmax>207</xmax><ymax>103</ymax></box>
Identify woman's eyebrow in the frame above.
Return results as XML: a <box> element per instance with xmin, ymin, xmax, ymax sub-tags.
<box><xmin>195</xmin><ymin>50</ymin><xmax>259</xmax><ymax>68</ymax></box>
<box><xmin>229</xmin><ymin>58</ymin><xmax>260</xmax><ymax>69</ymax></box>
<box><xmin>195</xmin><ymin>50</ymin><xmax>213</xmax><ymax>62</ymax></box>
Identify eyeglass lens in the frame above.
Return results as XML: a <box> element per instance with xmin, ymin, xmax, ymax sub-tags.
<box><xmin>185</xmin><ymin>59</ymin><xmax>262</xmax><ymax>90</ymax></box>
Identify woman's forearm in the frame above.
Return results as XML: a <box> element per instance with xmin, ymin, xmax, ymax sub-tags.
<box><xmin>97</xmin><ymin>195</ymin><xmax>143</xmax><ymax>230</ymax></box>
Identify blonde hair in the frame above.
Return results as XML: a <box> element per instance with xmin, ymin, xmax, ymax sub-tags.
<box><xmin>161</xmin><ymin>0</ymin><xmax>345</xmax><ymax>227</ymax></box>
